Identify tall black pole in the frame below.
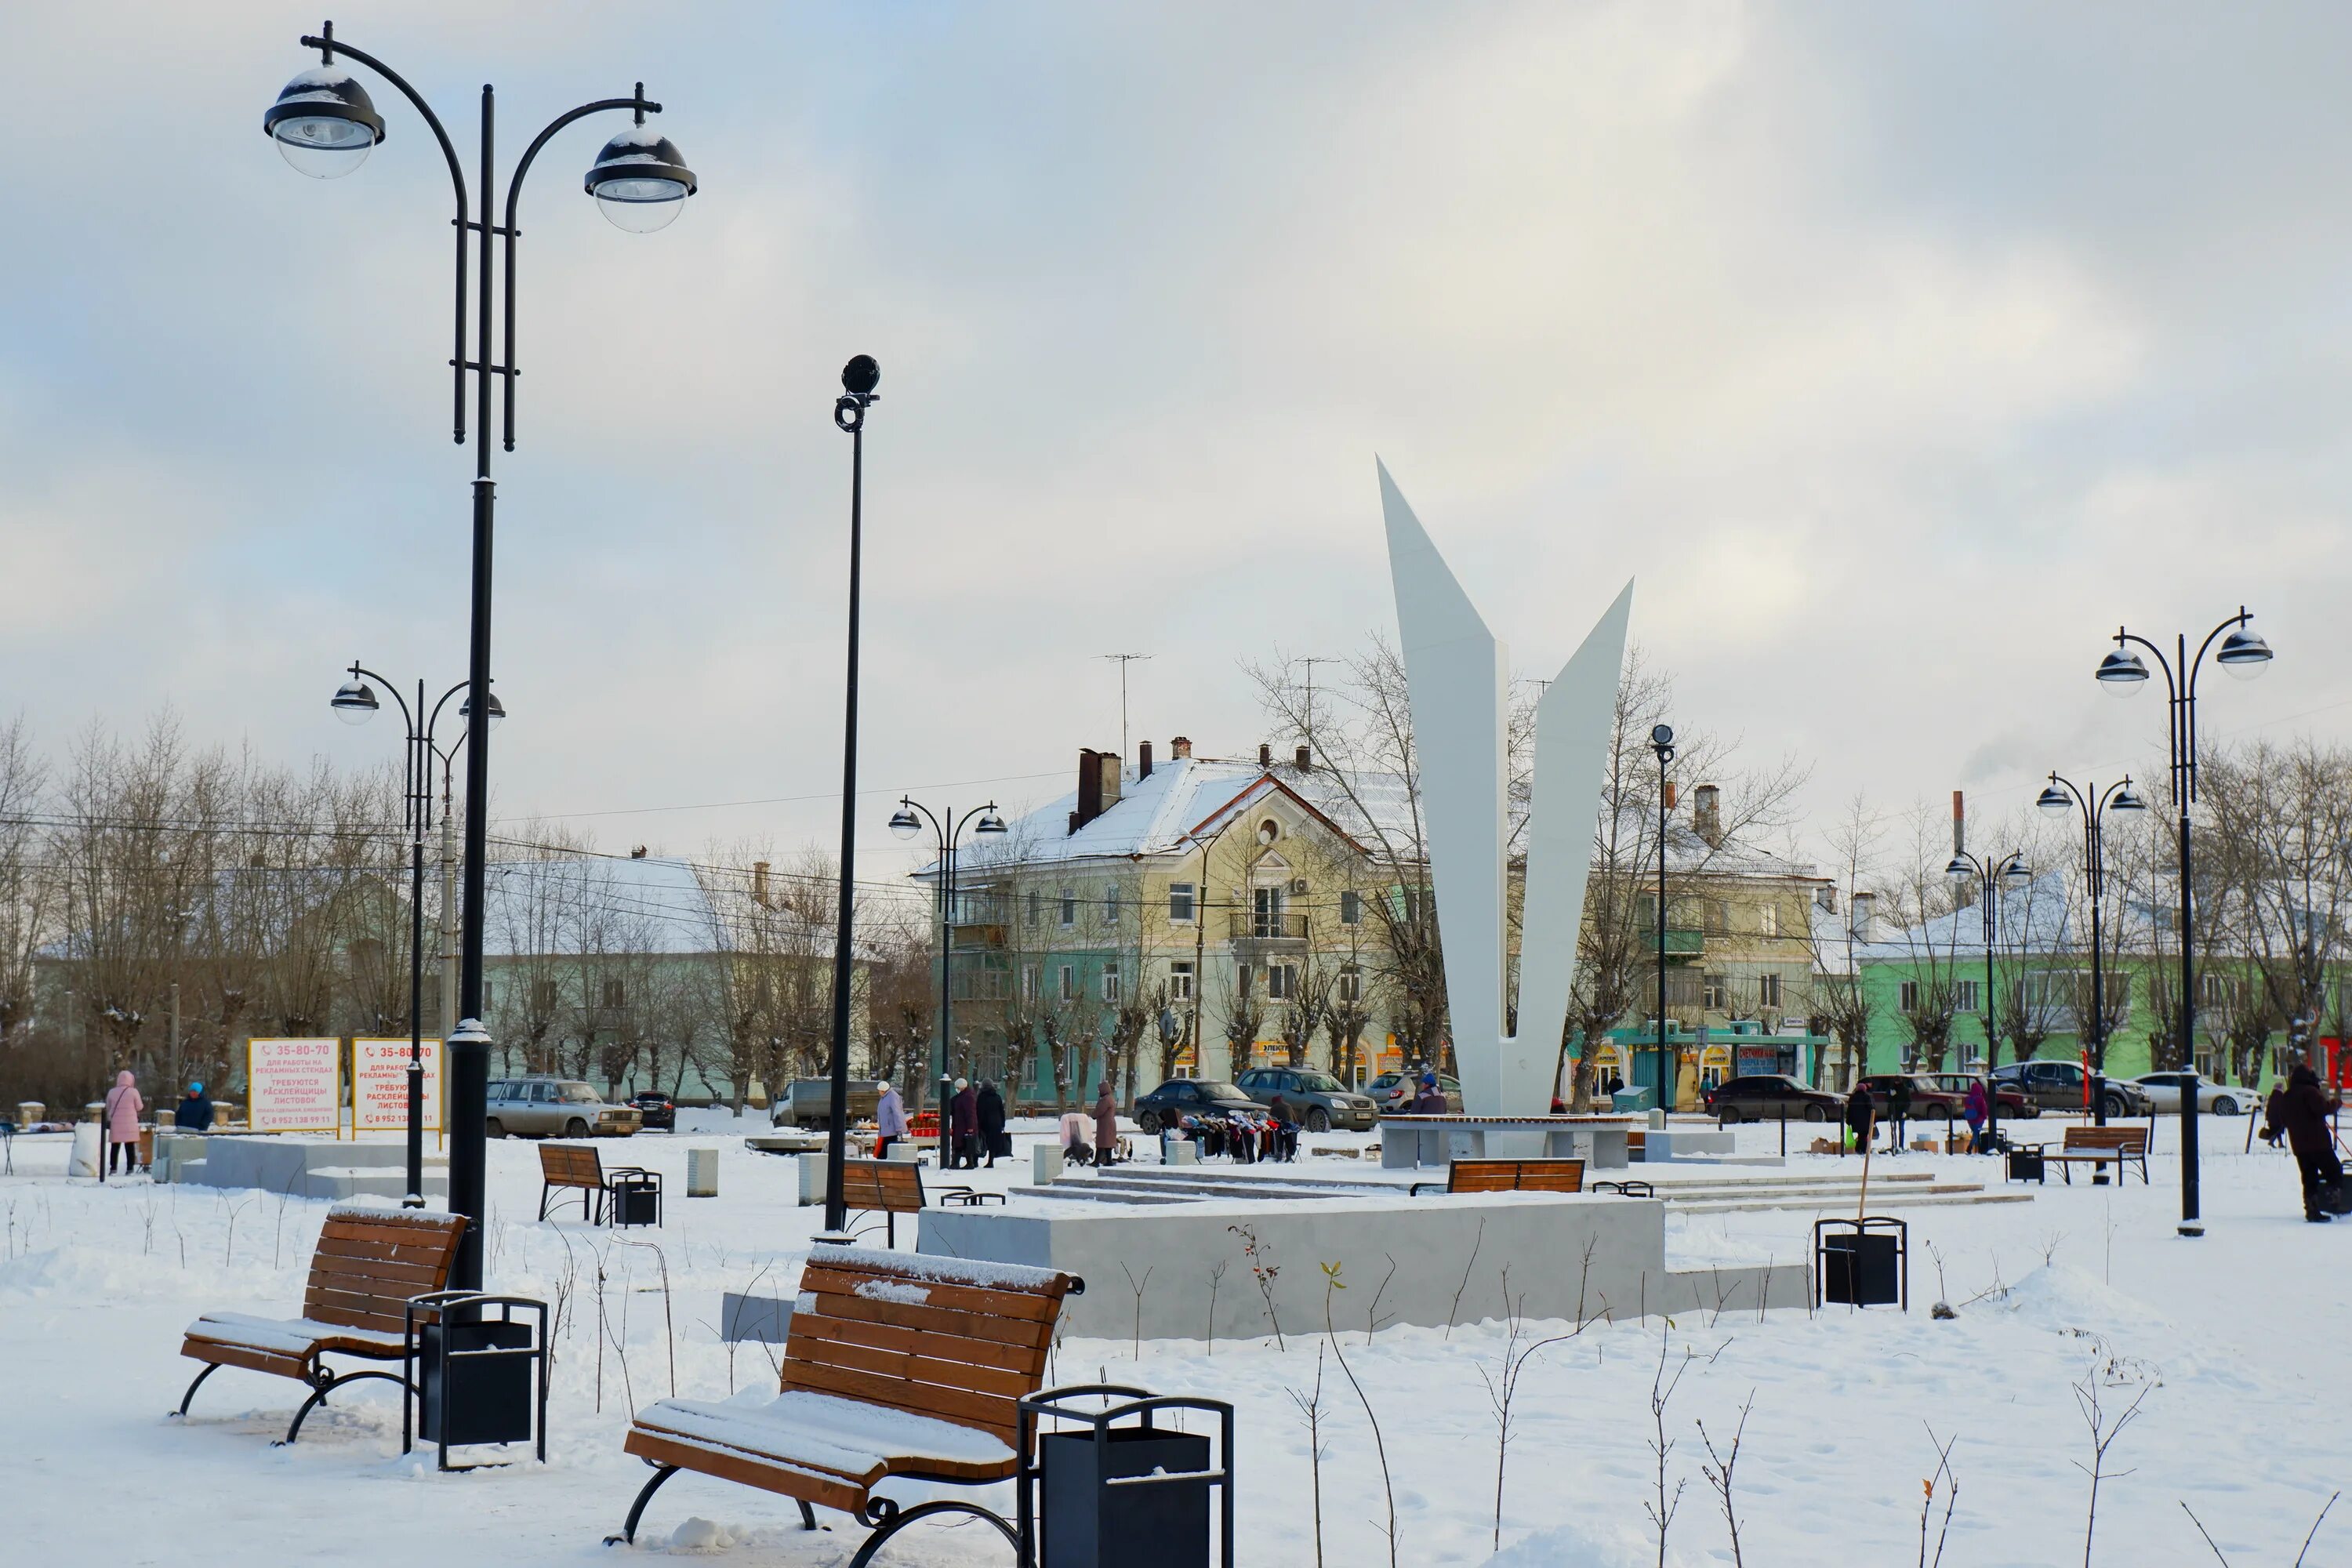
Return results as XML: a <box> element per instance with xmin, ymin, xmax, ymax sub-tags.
<box><xmin>2176</xmin><ymin>634</ymin><xmax>2201</xmax><ymax>1232</ymax></box>
<box><xmin>2087</xmin><ymin>794</ymin><xmax>2107</xmax><ymax>1128</ymax></box>
<box><xmin>823</xmin><ymin>358</ymin><xmax>879</xmax><ymax>1236</ymax></box>
<box><xmin>1982</xmin><ymin>883</ymin><xmax>2000</xmax><ymax>1152</ymax></box>
<box><xmin>446</xmin><ymin>85</ymin><xmax>499</xmax><ymax>1293</ymax></box>
<box><xmin>406</xmin><ymin>679</ymin><xmax>427</xmax><ymax>1206</ymax></box>
<box><xmin>1650</xmin><ymin>724</ymin><xmax>1674</xmax><ymax>1112</ymax></box>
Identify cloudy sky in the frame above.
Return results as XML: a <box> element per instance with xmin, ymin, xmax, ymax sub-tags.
<box><xmin>5</xmin><ymin>2</ymin><xmax>2350</xmax><ymax>877</ymax></box>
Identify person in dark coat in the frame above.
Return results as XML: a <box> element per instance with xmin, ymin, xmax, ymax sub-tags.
<box><xmin>174</xmin><ymin>1082</ymin><xmax>215</xmax><ymax>1134</ymax></box>
<box><xmin>1267</xmin><ymin>1094</ymin><xmax>1300</xmax><ymax>1161</ymax></box>
<box><xmin>1885</xmin><ymin>1076</ymin><xmax>1912</xmax><ymax>1153</ymax></box>
<box><xmin>1963</xmin><ymin>1079</ymin><xmax>1990</xmax><ymax>1153</ymax></box>
<box><xmin>2263</xmin><ymin>1079</ymin><xmax>2290</xmax><ymax>1149</ymax></box>
<box><xmin>1410</xmin><ymin>1073</ymin><xmax>1449</xmax><ymax>1114</ymax></box>
<box><xmin>976</xmin><ymin>1080</ymin><xmax>1007</xmax><ymax>1167</ymax></box>
<box><xmin>948</xmin><ymin>1078</ymin><xmax>979</xmax><ymax>1170</ymax></box>
<box><xmin>2278</xmin><ymin>1064</ymin><xmax>2345</xmax><ymax>1222</ymax></box>
<box><xmin>1844</xmin><ymin>1082</ymin><xmax>1874</xmax><ymax>1156</ymax></box>
<box><xmin>1093</xmin><ymin>1081</ymin><xmax>1119</xmax><ymax>1167</ymax></box>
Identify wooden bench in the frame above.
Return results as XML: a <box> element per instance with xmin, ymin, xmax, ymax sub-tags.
<box><xmin>611</xmin><ymin>1247</ymin><xmax>1083</xmax><ymax>1560</ymax></box>
<box><xmin>1410</xmin><ymin>1156</ymin><xmax>1585</xmax><ymax>1196</ymax></box>
<box><xmin>2036</xmin><ymin>1126</ymin><xmax>2151</xmax><ymax>1185</ymax></box>
<box><xmin>538</xmin><ymin>1142</ymin><xmax>662</xmax><ymax>1225</ymax></box>
<box><xmin>175</xmin><ymin>1206</ymin><xmax>466</xmax><ymax>1444</ymax></box>
<box><xmin>838</xmin><ymin>1156</ymin><xmax>1001</xmax><ymax>1247</ymax></box>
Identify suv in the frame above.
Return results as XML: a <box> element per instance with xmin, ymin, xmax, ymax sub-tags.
<box><xmin>1133</xmin><ymin>1079</ymin><xmax>1264</xmax><ymax>1135</ymax></box>
<box><xmin>1233</xmin><ymin>1067</ymin><xmax>1381</xmax><ymax>1131</ymax></box>
<box><xmin>485</xmin><ymin>1078</ymin><xmax>642</xmax><ymax>1138</ymax></box>
<box><xmin>769</xmin><ymin>1078</ymin><xmax>882</xmax><ymax>1131</ymax></box>
<box><xmin>1704</xmin><ymin>1074</ymin><xmax>1842</xmax><ymax>1123</ymax></box>
<box><xmin>630</xmin><ymin>1089</ymin><xmax>677</xmax><ymax>1131</ymax></box>
<box><xmin>1992</xmin><ymin>1060</ymin><xmax>2150</xmax><ymax>1119</ymax></box>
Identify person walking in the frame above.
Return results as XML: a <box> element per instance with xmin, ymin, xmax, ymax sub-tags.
<box><xmin>1093</xmin><ymin>1080</ymin><xmax>1120</xmax><ymax>1168</ymax></box>
<box><xmin>1963</xmin><ymin>1078</ymin><xmax>1989</xmax><ymax>1155</ymax></box>
<box><xmin>174</xmin><ymin>1081</ymin><xmax>215</xmax><ymax>1134</ymax></box>
<box><xmin>1844</xmin><ymin>1080</ymin><xmax>1874</xmax><ymax>1158</ymax></box>
<box><xmin>873</xmin><ymin>1078</ymin><xmax>907</xmax><ymax>1159</ymax></box>
<box><xmin>104</xmin><ymin>1069</ymin><xmax>144</xmax><ymax>1176</ymax></box>
<box><xmin>1886</xmin><ymin>1075</ymin><xmax>1912</xmax><ymax>1153</ymax></box>
<box><xmin>977</xmin><ymin>1080</ymin><xmax>1007</xmax><ymax>1167</ymax></box>
<box><xmin>2278</xmin><ymin>1063</ymin><xmax>2345</xmax><ymax>1222</ymax></box>
<box><xmin>948</xmin><ymin>1077</ymin><xmax>979</xmax><ymax>1170</ymax></box>
<box><xmin>2263</xmin><ymin>1077</ymin><xmax>2290</xmax><ymax>1149</ymax></box>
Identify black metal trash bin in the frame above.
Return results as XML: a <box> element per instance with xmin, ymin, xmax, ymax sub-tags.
<box><xmin>1814</xmin><ymin>1216</ymin><xmax>1908</xmax><ymax>1310</ymax></box>
<box><xmin>2007</xmin><ymin>1144</ymin><xmax>2045</xmax><ymax>1183</ymax></box>
<box><xmin>1020</xmin><ymin>1385</ymin><xmax>1233</xmax><ymax>1568</ymax></box>
<box><xmin>405</xmin><ymin>1292</ymin><xmax>549</xmax><ymax>1469</ymax></box>
<box><xmin>611</xmin><ymin>1171</ymin><xmax>662</xmax><ymax>1227</ymax></box>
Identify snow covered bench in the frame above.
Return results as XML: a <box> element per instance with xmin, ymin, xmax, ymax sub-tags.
<box><xmin>1409</xmin><ymin>1156</ymin><xmax>1585</xmax><ymax>1196</ymax></box>
<box><xmin>609</xmin><ymin>1247</ymin><xmax>1083</xmax><ymax>1561</ymax></box>
<box><xmin>174</xmin><ymin>1206</ymin><xmax>467</xmax><ymax>1444</ymax></box>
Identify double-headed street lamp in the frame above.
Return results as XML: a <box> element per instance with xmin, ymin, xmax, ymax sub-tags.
<box><xmin>2034</xmin><ymin>774</ymin><xmax>2148</xmax><ymax>1127</ymax></box>
<box><xmin>2094</xmin><ymin>607</ymin><xmax>2274</xmax><ymax>1235</ymax></box>
<box><xmin>891</xmin><ymin>798</ymin><xmax>1007</xmax><ymax>1149</ymax></box>
<box><xmin>1945</xmin><ymin>844</ymin><xmax>2032</xmax><ymax>1154</ymax></box>
<box><xmin>822</xmin><ymin>357</ymin><xmax>881</xmax><ymax>1237</ymax></box>
<box><xmin>267</xmin><ymin>20</ymin><xmax>696</xmax><ymax>1289</ymax></box>
<box><xmin>1649</xmin><ymin>723</ymin><xmax>1675</xmax><ymax>1111</ymax></box>
<box><xmin>331</xmin><ymin>666</ymin><xmax>503</xmax><ymax>1205</ymax></box>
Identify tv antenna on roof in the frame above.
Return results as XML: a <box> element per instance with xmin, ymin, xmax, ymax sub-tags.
<box><xmin>1099</xmin><ymin>653</ymin><xmax>1152</xmax><ymax>761</ymax></box>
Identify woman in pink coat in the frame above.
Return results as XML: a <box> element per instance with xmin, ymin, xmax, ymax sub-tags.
<box><xmin>103</xmin><ymin>1069</ymin><xmax>144</xmax><ymax>1175</ymax></box>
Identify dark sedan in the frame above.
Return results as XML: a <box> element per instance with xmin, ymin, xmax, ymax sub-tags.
<box><xmin>1705</xmin><ymin>1074</ymin><xmax>1844</xmax><ymax>1124</ymax></box>
<box><xmin>630</xmin><ymin>1089</ymin><xmax>677</xmax><ymax>1132</ymax></box>
<box><xmin>1134</xmin><ymin>1079</ymin><xmax>1262</xmax><ymax>1136</ymax></box>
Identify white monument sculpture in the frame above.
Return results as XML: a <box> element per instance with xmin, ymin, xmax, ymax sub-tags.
<box><xmin>1379</xmin><ymin>459</ymin><xmax>1633</xmax><ymax>1118</ymax></box>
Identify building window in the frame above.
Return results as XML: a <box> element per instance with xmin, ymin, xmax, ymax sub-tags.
<box><xmin>1169</xmin><ymin>883</ymin><xmax>1196</xmax><ymax>924</ymax></box>
<box><xmin>1340</xmin><ymin>889</ymin><xmax>1361</xmax><ymax>926</ymax></box>
<box><xmin>1170</xmin><ymin>960</ymin><xmax>1195</xmax><ymax>1002</ymax></box>
<box><xmin>1899</xmin><ymin>980</ymin><xmax>1920</xmax><ymax>1013</ymax></box>
<box><xmin>1020</xmin><ymin>964</ymin><xmax>1038</xmax><ymax>1003</ymax></box>
<box><xmin>1402</xmin><ymin>887</ymin><xmax>1429</xmax><ymax>924</ymax></box>
<box><xmin>1268</xmin><ymin>963</ymin><xmax>1298</xmax><ymax>1001</ymax></box>
<box><xmin>484</xmin><ymin>982</ymin><xmax>497</xmax><ymax>1010</ymax></box>
<box><xmin>1759</xmin><ymin>902</ymin><xmax>1780</xmax><ymax>938</ymax></box>
<box><xmin>1105</xmin><ymin>885</ymin><xmax>1121</xmax><ymax>924</ymax></box>
<box><xmin>1701</xmin><ymin>975</ymin><xmax>1725</xmax><ymax>1011</ymax></box>
<box><xmin>1059</xmin><ymin>890</ymin><xmax>1075</xmax><ymax>927</ymax></box>
<box><xmin>1236</xmin><ymin>964</ymin><xmax>1254</xmax><ymax>997</ymax></box>
<box><xmin>601</xmin><ymin>978</ymin><xmax>625</xmax><ymax>1009</ymax></box>
<box><xmin>531</xmin><ymin>979</ymin><xmax>557</xmax><ymax>1013</ymax></box>
<box><xmin>1338</xmin><ymin>964</ymin><xmax>1361</xmax><ymax>1003</ymax></box>
<box><xmin>1058</xmin><ymin>964</ymin><xmax>1076</xmax><ymax>1002</ymax></box>
<box><xmin>1705</xmin><ymin>900</ymin><xmax>1730</xmax><ymax>936</ymax></box>
<box><xmin>1757</xmin><ymin>972</ymin><xmax>1782</xmax><ymax>1009</ymax></box>
<box><xmin>1026</xmin><ymin>889</ymin><xmax>1040</xmax><ymax>927</ymax></box>
<box><xmin>1102</xmin><ymin>962</ymin><xmax>1122</xmax><ymax>1003</ymax></box>
<box><xmin>1955</xmin><ymin>978</ymin><xmax>1980</xmax><ymax>1014</ymax></box>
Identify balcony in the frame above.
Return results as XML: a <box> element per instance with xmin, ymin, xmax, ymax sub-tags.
<box><xmin>1229</xmin><ymin>912</ymin><xmax>1308</xmax><ymax>941</ymax></box>
<box><xmin>1636</xmin><ymin>924</ymin><xmax>1705</xmax><ymax>957</ymax></box>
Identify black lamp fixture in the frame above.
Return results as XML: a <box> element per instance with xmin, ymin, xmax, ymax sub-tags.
<box><xmin>582</xmin><ymin>88</ymin><xmax>699</xmax><ymax>233</ymax></box>
<box><xmin>264</xmin><ymin>28</ymin><xmax>387</xmax><ymax>179</ymax></box>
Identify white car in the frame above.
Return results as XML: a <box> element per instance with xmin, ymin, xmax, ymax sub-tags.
<box><xmin>2132</xmin><ymin>1072</ymin><xmax>2258</xmax><ymax>1116</ymax></box>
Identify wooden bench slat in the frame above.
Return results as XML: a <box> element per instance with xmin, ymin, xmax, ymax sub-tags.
<box><xmin>784</xmin><ymin>1327</ymin><xmax>1038</xmax><ymax>1400</ymax></box>
<box><xmin>310</xmin><ymin>1253</ymin><xmax>448</xmax><ymax>1287</ymax></box>
<box><xmin>622</xmin><ymin>1428</ymin><xmax>880</xmax><ymax>1510</ymax></box>
<box><xmin>799</xmin><ymin>1265</ymin><xmax>1062</xmax><ymax>1323</ymax></box>
<box><xmin>785</xmin><ymin>1308</ymin><xmax>1047</xmax><ymax>1377</ymax></box>
<box><xmin>807</xmin><ymin>1290</ymin><xmax>1058</xmax><ymax>1350</ymax></box>
<box><xmin>312</xmin><ymin>1232</ymin><xmax>462</xmax><ymax>1265</ymax></box>
<box><xmin>780</xmin><ymin>1358</ymin><xmax>1020</xmax><ymax>1441</ymax></box>
<box><xmin>318</xmin><ymin>1219</ymin><xmax>465</xmax><ymax>1254</ymax></box>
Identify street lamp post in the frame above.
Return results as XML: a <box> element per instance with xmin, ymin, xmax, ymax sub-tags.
<box><xmin>2095</xmin><ymin>608</ymin><xmax>2274</xmax><ymax>1235</ymax></box>
<box><xmin>1945</xmin><ymin>845</ymin><xmax>2032</xmax><ymax>1155</ymax></box>
<box><xmin>2036</xmin><ymin>775</ymin><xmax>2148</xmax><ymax>1128</ymax></box>
<box><xmin>891</xmin><ymin>798</ymin><xmax>1007</xmax><ymax>1160</ymax></box>
<box><xmin>266</xmin><ymin>21</ymin><xmax>696</xmax><ymax>1290</ymax></box>
<box><xmin>331</xmin><ymin>666</ymin><xmax>502</xmax><ymax>1205</ymax></box>
<box><xmin>1649</xmin><ymin>724</ymin><xmax>1675</xmax><ymax>1112</ymax></box>
<box><xmin>822</xmin><ymin>357</ymin><xmax>881</xmax><ymax>1237</ymax></box>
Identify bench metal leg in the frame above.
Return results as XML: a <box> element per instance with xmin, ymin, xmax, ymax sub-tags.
<box><xmin>539</xmin><ymin>1182</ymin><xmax>552</xmax><ymax>1222</ymax></box>
<box><xmin>848</xmin><ymin>1498</ymin><xmax>1018</xmax><ymax>1568</ymax></box>
<box><xmin>605</xmin><ymin>1464</ymin><xmax>681</xmax><ymax>1545</ymax></box>
<box><xmin>276</xmin><ymin>1368</ymin><xmax>412</xmax><ymax>1446</ymax></box>
<box><xmin>800</xmin><ymin>1500</ymin><xmax>817</xmax><ymax>1531</ymax></box>
<box><xmin>172</xmin><ymin>1361</ymin><xmax>220</xmax><ymax>1418</ymax></box>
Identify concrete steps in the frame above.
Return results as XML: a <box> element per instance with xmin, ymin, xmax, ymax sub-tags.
<box><xmin>1674</xmin><ymin>1188</ymin><xmax>2032</xmax><ymax>1215</ymax></box>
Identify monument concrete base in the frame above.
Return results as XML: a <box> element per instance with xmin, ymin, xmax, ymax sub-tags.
<box><xmin>162</xmin><ymin>1134</ymin><xmax>448</xmax><ymax>1202</ymax></box>
<box><xmin>920</xmin><ymin>1190</ymin><xmax>1807</xmax><ymax>1341</ymax></box>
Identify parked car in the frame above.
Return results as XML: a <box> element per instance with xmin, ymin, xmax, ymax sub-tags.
<box><xmin>2132</xmin><ymin>1072</ymin><xmax>2258</xmax><ymax>1116</ymax></box>
<box><xmin>1232</xmin><ymin>1067</ymin><xmax>1382</xmax><ymax>1131</ymax></box>
<box><xmin>1853</xmin><ymin>1073</ymin><xmax>1965</xmax><ymax>1120</ymax></box>
<box><xmin>484</xmin><ymin>1077</ymin><xmax>642</xmax><ymax>1139</ymax></box>
<box><xmin>1991</xmin><ymin>1060</ymin><xmax>2151</xmax><ymax>1118</ymax></box>
<box><xmin>768</xmin><ymin>1077</ymin><xmax>882</xmax><ymax>1131</ymax></box>
<box><xmin>1705</xmin><ymin>1075</ymin><xmax>1844</xmax><ymax>1123</ymax></box>
<box><xmin>1133</xmin><ymin>1078</ymin><xmax>1266</xmax><ymax>1135</ymax></box>
<box><xmin>1367</xmin><ymin>1070</ymin><xmax>1465</xmax><ymax>1113</ymax></box>
<box><xmin>1917</xmin><ymin>1073</ymin><xmax>2034</xmax><ymax>1120</ymax></box>
<box><xmin>630</xmin><ymin>1089</ymin><xmax>677</xmax><ymax>1131</ymax></box>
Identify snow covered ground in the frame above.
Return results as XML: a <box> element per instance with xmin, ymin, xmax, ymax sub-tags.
<box><xmin>3</xmin><ymin>1112</ymin><xmax>2345</xmax><ymax>1566</ymax></box>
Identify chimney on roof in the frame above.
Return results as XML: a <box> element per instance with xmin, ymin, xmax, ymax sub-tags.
<box><xmin>1693</xmin><ymin>783</ymin><xmax>1722</xmax><ymax>846</ymax></box>
<box><xmin>751</xmin><ymin>860</ymin><xmax>771</xmax><ymax>908</ymax></box>
<box><xmin>1851</xmin><ymin>891</ymin><xmax>1876</xmax><ymax>942</ymax></box>
<box><xmin>1294</xmin><ymin>744</ymin><xmax>1312</xmax><ymax>772</ymax></box>
<box><xmin>1171</xmin><ymin>735</ymin><xmax>1192</xmax><ymax>760</ymax></box>
<box><xmin>630</xmin><ymin>845</ymin><xmax>648</xmax><ymax>859</ymax></box>
<box><xmin>1074</xmin><ymin>750</ymin><xmax>1102</xmax><ymax>833</ymax></box>
<box><xmin>1098</xmin><ymin>750</ymin><xmax>1122</xmax><ymax>809</ymax></box>
<box><xmin>1138</xmin><ymin>739</ymin><xmax>1153</xmax><ymax>780</ymax></box>
<box><xmin>1258</xmin><ymin>742</ymin><xmax>1272</xmax><ymax>768</ymax></box>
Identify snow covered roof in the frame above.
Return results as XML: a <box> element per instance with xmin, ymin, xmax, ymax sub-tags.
<box><xmin>1849</xmin><ymin>871</ymin><xmax>2080</xmax><ymax>963</ymax></box>
<box><xmin>479</xmin><ymin>855</ymin><xmax>720</xmax><ymax>957</ymax></box>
